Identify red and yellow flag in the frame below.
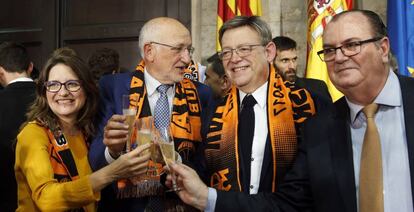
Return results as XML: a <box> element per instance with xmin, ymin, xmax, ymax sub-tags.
<box><xmin>305</xmin><ymin>0</ymin><xmax>352</xmax><ymax>102</ymax></box>
<box><xmin>217</xmin><ymin>0</ymin><xmax>262</xmax><ymax>50</ymax></box>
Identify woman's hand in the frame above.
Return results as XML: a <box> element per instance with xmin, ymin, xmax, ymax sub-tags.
<box><xmin>110</xmin><ymin>143</ymin><xmax>151</xmax><ymax>179</ymax></box>
<box><xmin>90</xmin><ymin>143</ymin><xmax>151</xmax><ymax>192</ymax></box>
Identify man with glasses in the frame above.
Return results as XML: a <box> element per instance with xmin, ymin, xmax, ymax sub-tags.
<box><xmin>194</xmin><ymin>15</ymin><xmax>315</xmax><ymax>210</ymax></box>
<box><xmin>168</xmin><ymin>9</ymin><xmax>414</xmax><ymax>212</ymax></box>
<box><xmin>88</xmin><ymin>17</ymin><xmax>212</xmax><ymax>211</ymax></box>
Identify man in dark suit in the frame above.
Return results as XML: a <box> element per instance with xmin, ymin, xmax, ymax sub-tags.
<box><xmin>177</xmin><ymin>15</ymin><xmax>315</xmax><ymax>211</ymax></box>
<box><xmin>88</xmin><ymin>17</ymin><xmax>212</xmax><ymax>211</ymax></box>
<box><xmin>168</xmin><ymin>9</ymin><xmax>414</xmax><ymax>212</ymax></box>
<box><xmin>0</xmin><ymin>42</ymin><xmax>36</xmax><ymax>212</ymax></box>
<box><xmin>272</xmin><ymin>36</ymin><xmax>332</xmax><ymax>102</ymax></box>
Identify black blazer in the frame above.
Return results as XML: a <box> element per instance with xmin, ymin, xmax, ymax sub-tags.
<box><xmin>295</xmin><ymin>77</ymin><xmax>332</xmax><ymax>102</ymax></box>
<box><xmin>216</xmin><ymin>75</ymin><xmax>414</xmax><ymax>212</ymax></box>
<box><xmin>0</xmin><ymin>81</ymin><xmax>36</xmax><ymax>212</ymax></box>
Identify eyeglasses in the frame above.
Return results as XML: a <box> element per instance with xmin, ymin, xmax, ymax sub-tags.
<box><xmin>150</xmin><ymin>41</ymin><xmax>194</xmax><ymax>56</ymax></box>
<box><xmin>317</xmin><ymin>37</ymin><xmax>383</xmax><ymax>62</ymax></box>
<box><xmin>44</xmin><ymin>80</ymin><xmax>82</xmax><ymax>93</ymax></box>
<box><xmin>218</xmin><ymin>44</ymin><xmax>263</xmax><ymax>60</ymax></box>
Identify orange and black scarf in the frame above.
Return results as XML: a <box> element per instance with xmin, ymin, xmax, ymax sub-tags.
<box><xmin>183</xmin><ymin>60</ymin><xmax>201</xmax><ymax>82</ymax></box>
<box><xmin>204</xmin><ymin>65</ymin><xmax>315</xmax><ymax>192</ymax></box>
<box><xmin>35</xmin><ymin>120</ymin><xmax>86</xmax><ymax>211</ymax></box>
<box><xmin>117</xmin><ymin>60</ymin><xmax>202</xmax><ymax>198</ymax></box>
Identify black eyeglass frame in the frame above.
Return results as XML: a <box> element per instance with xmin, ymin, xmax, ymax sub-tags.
<box><xmin>317</xmin><ymin>37</ymin><xmax>384</xmax><ymax>62</ymax></box>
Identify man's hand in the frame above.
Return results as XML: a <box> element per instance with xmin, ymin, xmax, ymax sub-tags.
<box><xmin>103</xmin><ymin>114</ymin><xmax>129</xmax><ymax>158</ymax></box>
<box><xmin>166</xmin><ymin>163</ymin><xmax>209</xmax><ymax>211</ymax></box>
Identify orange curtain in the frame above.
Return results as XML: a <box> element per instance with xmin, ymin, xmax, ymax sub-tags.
<box><xmin>216</xmin><ymin>0</ymin><xmax>262</xmax><ymax>51</ymax></box>
<box><xmin>305</xmin><ymin>0</ymin><xmax>352</xmax><ymax>102</ymax></box>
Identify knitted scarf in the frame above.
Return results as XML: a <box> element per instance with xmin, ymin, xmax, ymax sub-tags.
<box><xmin>204</xmin><ymin>65</ymin><xmax>316</xmax><ymax>192</ymax></box>
<box><xmin>117</xmin><ymin>60</ymin><xmax>202</xmax><ymax>198</ymax></box>
<box><xmin>36</xmin><ymin>120</ymin><xmax>86</xmax><ymax>212</ymax></box>
<box><xmin>183</xmin><ymin>60</ymin><xmax>201</xmax><ymax>82</ymax></box>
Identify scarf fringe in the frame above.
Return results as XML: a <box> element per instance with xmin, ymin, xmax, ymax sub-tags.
<box><xmin>117</xmin><ymin>178</ymin><xmax>165</xmax><ymax>199</ymax></box>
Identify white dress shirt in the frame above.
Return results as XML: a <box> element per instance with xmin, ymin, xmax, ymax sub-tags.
<box><xmin>348</xmin><ymin>70</ymin><xmax>413</xmax><ymax>212</ymax></box>
<box><xmin>206</xmin><ymin>82</ymin><xmax>269</xmax><ymax>210</ymax></box>
<box><xmin>8</xmin><ymin>77</ymin><xmax>33</xmax><ymax>85</ymax></box>
<box><xmin>239</xmin><ymin>82</ymin><xmax>268</xmax><ymax>194</ymax></box>
<box><xmin>105</xmin><ymin>69</ymin><xmax>175</xmax><ymax>163</ymax></box>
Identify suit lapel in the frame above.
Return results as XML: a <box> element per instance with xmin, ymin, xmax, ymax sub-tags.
<box><xmin>330</xmin><ymin>98</ymin><xmax>357</xmax><ymax>212</ymax></box>
<box><xmin>399</xmin><ymin>76</ymin><xmax>414</xmax><ymax>203</ymax></box>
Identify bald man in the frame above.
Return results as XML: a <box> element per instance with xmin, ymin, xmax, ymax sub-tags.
<box><xmin>89</xmin><ymin>17</ymin><xmax>212</xmax><ymax>211</ymax></box>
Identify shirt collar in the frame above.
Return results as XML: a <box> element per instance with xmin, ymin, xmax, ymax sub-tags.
<box><xmin>347</xmin><ymin>69</ymin><xmax>401</xmax><ymax>124</ymax></box>
<box><xmin>8</xmin><ymin>77</ymin><xmax>33</xmax><ymax>85</ymax></box>
<box><xmin>239</xmin><ymin>81</ymin><xmax>268</xmax><ymax>109</ymax></box>
<box><xmin>144</xmin><ymin>68</ymin><xmax>162</xmax><ymax>97</ymax></box>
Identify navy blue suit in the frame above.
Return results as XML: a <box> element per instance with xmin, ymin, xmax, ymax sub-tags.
<box><xmin>215</xmin><ymin>75</ymin><xmax>414</xmax><ymax>212</ymax></box>
<box><xmin>89</xmin><ymin>72</ymin><xmax>212</xmax><ymax>211</ymax></box>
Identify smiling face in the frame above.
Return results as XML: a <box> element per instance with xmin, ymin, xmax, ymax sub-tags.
<box><xmin>221</xmin><ymin>25</ymin><xmax>275</xmax><ymax>93</ymax></box>
<box><xmin>322</xmin><ymin>12</ymin><xmax>389</xmax><ymax>99</ymax></box>
<box><xmin>143</xmin><ymin>18</ymin><xmax>192</xmax><ymax>84</ymax></box>
<box><xmin>46</xmin><ymin>63</ymin><xmax>86</xmax><ymax>124</ymax></box>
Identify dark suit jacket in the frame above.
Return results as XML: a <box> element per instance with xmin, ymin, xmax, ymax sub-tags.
<box><xmin>216</xmin><ymin>75</ymin><xmax>414</xmax><ymax>212</ymax></box>
<box><xmin>88</xmin><ymin>72</ymin><xmax>213</xmax><ymax>211</ymax></box>
<box><xmin>296</xmin><ymin>77</ymin><xmax>332</xmax><ymax>102</ymax></box>
<box><xmin>0</xmin><ymin>81</ymin><xmax>36</xmax><ymax>212</ymax></box>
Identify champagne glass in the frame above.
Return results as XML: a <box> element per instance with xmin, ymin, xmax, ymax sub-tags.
<box><xmin>157</xmin><ymin>127</ymin><xmax>181</xmax><ymax>192</ymax></box>
<box><xmin>122</xmin><ymin>94</ymin><xmax>137</xmax><ymax>152</ymax></box>
<box><xmin>136</xmin><ymin>117</ymin><xmax>154</xmax><ymax>154</ymax></box>
<box><xmin>136</xmin><ymin>117</ymin><xmax>162</xmax><ymax>176</ymax></box>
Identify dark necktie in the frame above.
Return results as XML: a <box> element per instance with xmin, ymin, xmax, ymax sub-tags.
<box><xmin>238</xmin><ymin>94</ymin><xmax>257</xmax><ymax>192</ymax></box>
<box><xmin>359</xmin><ymin>103</ymin><xmax>383</xmax><ymax>212</ymax></box>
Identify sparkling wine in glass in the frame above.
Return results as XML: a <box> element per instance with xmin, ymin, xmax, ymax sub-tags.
<box><xmin>157</xmin><ymin>127</ymin><xmax>181</xmax><ymax>192</ymax></box>
<box><xmin>122</xmin><ymin>94</ymin><xmax>137</xmax><ymax>152</ymax></box>
<box><xmin>136</xmin><ymin>117</ymin><xmax>154</xmax><ymax>154</ymax></box>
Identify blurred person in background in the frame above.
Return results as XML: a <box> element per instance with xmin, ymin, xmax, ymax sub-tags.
<box><xmin>88</xmin><ymin>47</ymin><xmax>121</xmax><ymax>84</ymax></box>
<box><xmin>0</xmin><ymin>41</ymin><xmax>36</xmax><ymax>212</ymax></box>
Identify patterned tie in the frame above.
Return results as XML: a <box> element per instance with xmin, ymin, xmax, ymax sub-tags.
<box><xmin>147</xmin><ymin>84</ymin><xmax>171</xmax><ymax>212</ymax></box>
<box><xmin>359</xmin><ymin>103</ymin><xmax>384</xmax><ymax>212</ymax></box>
<box><xmin>154</xmin><ymin>84</ymin><xmax>171</xmax><ymax>130</ymax></box>
<box><xmin>238</xmin><ymin>94</ymin><xmax>257</xmax><ymax>192</ymax></box>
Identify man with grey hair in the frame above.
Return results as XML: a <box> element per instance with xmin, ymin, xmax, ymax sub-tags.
<box><xmin>194</xmin><ymin>15</ymin><xmax>315</xmax><ymax>211</ymax></box>
<box><xmin>89</xmin><ymin>17</ymin><xmax>212</xmax><ymax>211</ymax></box>
<box><xmin>169</xmin><ymin>9</ymin><xmax>414</xmax><ymax>212</ymax></box>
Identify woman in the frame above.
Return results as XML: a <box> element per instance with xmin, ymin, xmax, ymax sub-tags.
<box><xmin>15</xmin><ymin>48</ymin><xmax>150</xmax><ymax>211</ymax></box>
